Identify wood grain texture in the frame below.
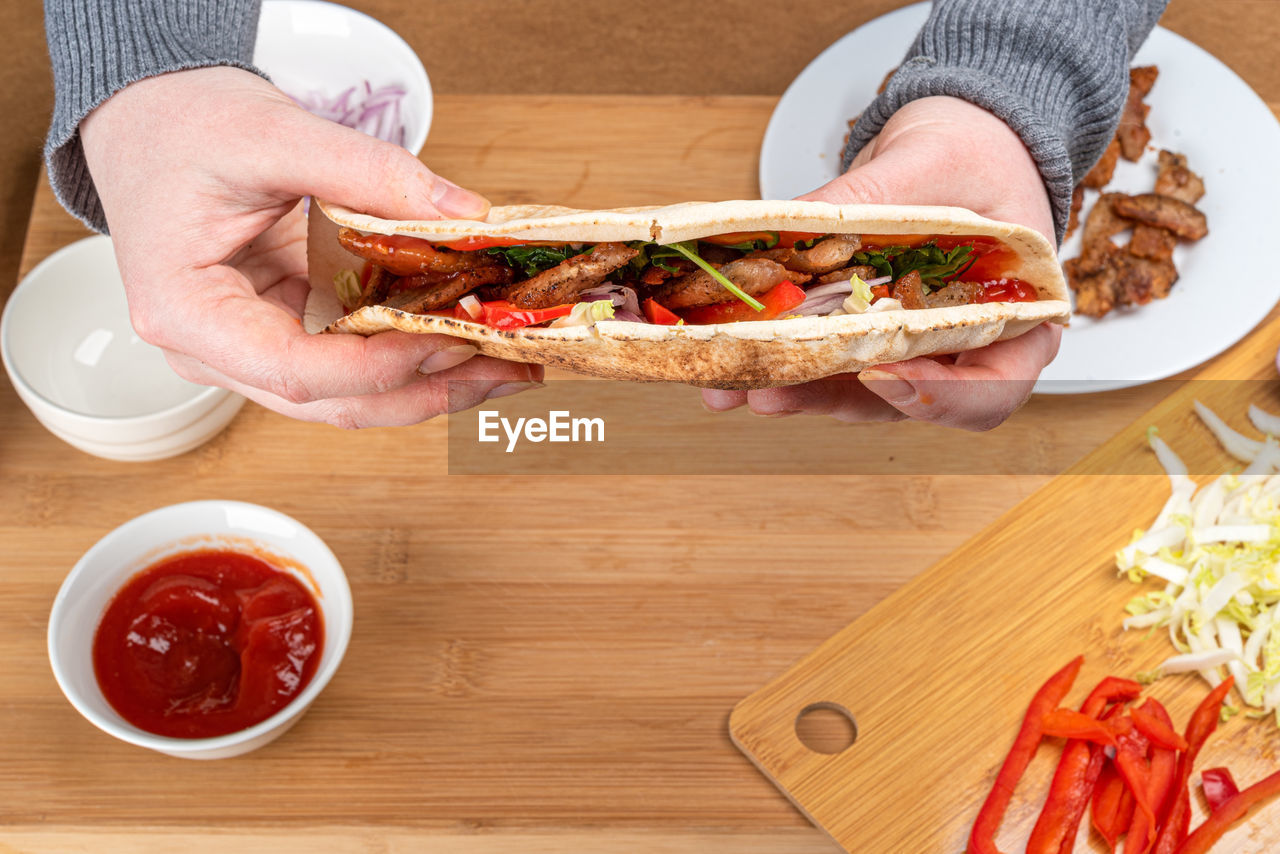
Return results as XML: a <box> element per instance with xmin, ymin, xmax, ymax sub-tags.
<box><xmin>2</xmin><ymin>85</ymin><xmax>1277</xmax><ymax>854</ymax></box>
<box><xmin>730</xmin><ymin>329</ymin><xmax>1280</xmax><ymax>851</ymax></box>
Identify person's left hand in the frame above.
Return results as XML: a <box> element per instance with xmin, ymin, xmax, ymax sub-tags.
<box><xmin>703</xmin><ymin>96</ymin><xmax>1062</xmax><ymax>430</ymax></box>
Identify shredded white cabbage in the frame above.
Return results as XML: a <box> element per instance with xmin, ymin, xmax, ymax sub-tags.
<box><xmin>838</xmin><ymin>274</ymin><xmax>875</xmax><ymax>315</ymax></box>
<box><xmin>549</xmin><ymin>299</ymin><xmax>615</xmax><ymax>328</ymax></box>
<box><xmin>1121</xmin><ymin>403</ymin><xmax>1280</xmax><ymax>723</ymax></box>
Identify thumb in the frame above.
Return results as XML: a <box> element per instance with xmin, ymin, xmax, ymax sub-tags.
<box><xmin>796</xmin><ymin>145</ymin><xmax>922</xmax><ymax>206</ymax></box>
<box><xmin>269</xmin><ymin>109</ymin><xmax>490</xmax><ymax>220</ymax></box>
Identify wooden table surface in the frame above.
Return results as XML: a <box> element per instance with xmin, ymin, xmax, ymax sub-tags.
<box><xmin>2</xmin><ymin>2</ymin><xmax>1279</xmax><ymax>852</ymax></box>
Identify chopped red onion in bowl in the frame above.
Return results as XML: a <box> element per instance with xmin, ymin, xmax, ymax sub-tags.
<box><xmin>288</xmin><ymin>81</ymin><xmax>408</xmax><ymax>147</ymax></box>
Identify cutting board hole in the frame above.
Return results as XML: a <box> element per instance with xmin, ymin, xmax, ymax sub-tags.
<box><xmin>795</xmin><ymin>702</ymin><xmax>857</xmax><ymax>754</ymax></box>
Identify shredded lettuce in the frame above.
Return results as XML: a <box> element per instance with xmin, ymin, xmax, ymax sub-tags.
<box><xmin>1120</xmin><ymin>401</ymin><xmax>1280</xmax><ymax>720</ymax></box>
<box><xmin>839</xmin><ymin>273</ymin><xmax>875</xmax><ymax>314</ymax></box>
<box><xmin>334</xmin><ymin>269</ymin><xmax>361</xmax><ymax>307</ymax></box>
<box><xmin>549</xmin><ymin>299</ymin><xmax>615</xmax><ymax>328</ymax></box>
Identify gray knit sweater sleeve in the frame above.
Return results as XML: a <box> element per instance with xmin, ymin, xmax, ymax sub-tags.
<box><xmin>43</xmin><ymin>0</ymin><xmax>265</xmax><ymax>233</ymax></box>
<box><xmin>843</xmin><ymin>0</ymin><xmax>1169</xmax><ymax>243</ymax></box>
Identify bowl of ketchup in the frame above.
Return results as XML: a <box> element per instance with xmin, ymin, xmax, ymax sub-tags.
<box><xmin>47</xmin><ymin>501</ymin><xmax>353</xmax><ymax>759</ymax></box>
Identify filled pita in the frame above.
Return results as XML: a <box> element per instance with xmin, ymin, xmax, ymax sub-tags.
<box><xmin>305</xmin><ymin>199</ymin><xmax>1069</xmax><ymax>389</ymax></box>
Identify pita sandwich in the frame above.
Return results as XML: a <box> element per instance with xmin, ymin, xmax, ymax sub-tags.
<box><xmin>305</xmin><ymin>199</ymin><xmax>1069</xmax><ymax>389</ymax></box>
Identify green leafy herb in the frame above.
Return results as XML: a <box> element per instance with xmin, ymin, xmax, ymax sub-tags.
<box><xmin>851</xmin><ymin>242</ymin><xmax>976</xmax><ymax>290</ymax></box>
<box><xmin>485</xmin><ymin>244</ymin><xmax>592</xmax><ymax>277</ymax></box>
<box><xmin>722</xmin><ymin>232</ymin><xmax>781</xmax><ymax>251</ymax></box>
<box><xmin>794</xmin><ymin>237</ymin><xmax>822</xmax><ymax>250</ymax></box>
<box><xmin>663</xmin><ymin>242</ymin><xmax>765</xmax><ymax>311</ymax></box>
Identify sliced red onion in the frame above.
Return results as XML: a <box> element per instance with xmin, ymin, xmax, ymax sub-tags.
<box><xmin>458</xmin><ymin>294</ymin><xmax>482</xmax><ymax>320</ymax></box>
<box><xmin>864</xmin><ymin>275</ymin><xmax>891</xmax><ymax>287</ymax></box>
<box><xmin>800</xmin><ymin>281</ymin><xmax>855</xmax><ymax>302</ymax></box>
<box><xmin>610</xmin><ymin>309</ymin><xmax>645</xmax><ymax>323</ymax></box>
<box><xmin>288</xmin><ymin>81</ymin><xmax>409</xmax><ymax>147</ymax></box>
<box><xmin>579</xmin><ymin>285</ymin><xmax>640</xmax><ymax>317</ymax></box>
<box><xmin>791</xmin><ymin>294</ymin><xmax>849</xmax><ymax>317</ymax></box>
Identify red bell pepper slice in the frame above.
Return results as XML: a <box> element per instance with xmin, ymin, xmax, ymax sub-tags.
<box><xmin>1041</xmin><ymin>708</ymin><xmax>1119</xmax><ymax>747</ymax></box>
<box><xmin>1152</xmin><ymin>677</ymin><xmax>1234</xmax><ymax>854</ymax></box>
<box><xmin>1200</xmin><ymin>767</ymin><xmax>1240</xmax><ymax>814</ymax></box>
<box><xmin>1124</xmin><ymin>701</ymin><xmax>1179</xmax><ymax>854</ymax></box>
<box><xmin>1027</xmin><ymin>675</ymin><xmax>1142</xmax><ymax>854</ymax></box>
<box><xmin>1177</xmin><ymin>767</ymin><xmax>1280</xmax><ymax>854</ymax></box>
<box><xmin>642</xmin><ymin>298</ymin><xmax>681</xmax><ymax>325</ymax></box>
<box><xmin>1114</xmin><ymin>729</ymin><xmax>1157</xmax><ymax>852</ymax></box>
<box><xmin>677</xmin><ymin>280</ymin><xmax>807</xmax><ymax>325</ymax></box>
<box><xmin>1093</xmin><ymin>762</ymin><xmax>1132</xmax><ymax>852</ymax></box>
<box><xmin>477</xmin><ymin>300</ymin><xmax>575</xmax><ymax>330</ymax></box>
<box><xmin>1131</xmin><ymin>702</ymin><xmax>1189</xmax><ymax>752</ymax></box>
<box><xmin>967</xmin><ymin>656</ymin><xmax>1084</xmax><ymax>854</ymax></box>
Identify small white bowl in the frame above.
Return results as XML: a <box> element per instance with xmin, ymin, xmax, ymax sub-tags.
<box><xmin>1</xmin><ymin>236</ymin><xmax>245</xmax><ymax>462</ymax></box>
<box><xmin>255</xmin><ymin>0</ymin><xmax>433</xmax><ymax>156</ymax></box>
<box><xmin>48</xmin><ymin>501</ymin><xmax>353</xmax><ymax>760</ymax></box>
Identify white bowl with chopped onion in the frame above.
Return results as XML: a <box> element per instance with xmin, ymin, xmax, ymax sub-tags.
<box><xmin>254</xmin><ymin>0</ymin><xmax>432</xmax><ymax>155</ymax></box>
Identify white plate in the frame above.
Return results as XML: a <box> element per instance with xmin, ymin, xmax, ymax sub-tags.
<box><xmin>760</xmin><ymin>3</ymin><xmax>1280</xmax><ymax>393</ymax></box>
<box><xmin>254</xmin><ymin>0</ymin><xmax>432</xmax><ymax>155</ymax></box>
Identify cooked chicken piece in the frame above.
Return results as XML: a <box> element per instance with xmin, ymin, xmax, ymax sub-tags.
<box><xmin>1066</xmin><ymin>185</ymin><xmax>1084</xmax><ymax>240</ymax></box>
<box><xmin>923</xmin><ymin>280</ymin><xmax>984</xmax><ymax>308</ymax></box>
<box><xmin>754</xmin><ymin>234</ymin><xmax>862</xmax><ymax>275</ymax></box>
<box><xmin>1111</xmin><ymin>193</ymin><xmax>1208</xmax><ymax>241</ymax></box>
<box><xmin>355</xmin><ymin>265</ymin><xmax>391</xmax><ymax>310</ymax></box>
<box><xmin>1127</xmin><ymin>224</ymin><xmax>1177</xmax><ymax>263</ymax></box>
<box><xmin>817</xmin><ymin>265</ymin><xmax>878</xmax><ymax>285</ymax></box>
<box><xmin>1117</xmin><ymin>66</ymin><xmax>1159</xmax><ymax>161</ymax></box>
<box><xmin>656</xmin><ymin>258</ymin><xmax>810</xmax><ymax>309</ymax></box>
<box><xmin>337</xmin><ymin>228</ymin><xmax>498</xmax><ymax>277</ymax></box>
<box><xmin>1075</xmin><ymin>193</ymin><xmax>1131</xmax><ymax>272</ymax></box>
<box><xmin>1154</xmin><ymin>150</ymin><xmax>1205</xmax><ymax>204</ymax></box>
<box><xmin>1064</xmin><ymin>252</ymin><xmax>1120</xmax><ymax>318</ymax></box>
<box><xmin>890</xmin><ymin>270</ymin><xmax>927</xmax><ymax>310</ymax></box>
<box><xmin>382</xmin><ymin>266</ymin><xmax>517</xmax><ymax>313</ymax></box>
<box><xmin>1115</xmin><ymin>252</ymin><xmax>1179</xmax><ymax>304</ymax></box>
<box><xmin>505</xmin><ymin>243</ymin><xmax>639</xmax><ymax>309</ymax></box>
<box><xmin>1082</xmin><ymin>139</ymin><xmax>1121</xmax><ymax>189</ymax></box>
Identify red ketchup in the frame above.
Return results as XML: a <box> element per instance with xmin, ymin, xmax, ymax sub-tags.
<box><xmin>92</xmin><ymin>550</ymin><xmax>324</xmax><ymax>739</ymax></box>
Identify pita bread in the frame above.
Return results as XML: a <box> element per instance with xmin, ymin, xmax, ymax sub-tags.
<box><xmin>305</xmin><ymin>199</ymin><xmax>1070</xmax><ymax>389</ymax></box>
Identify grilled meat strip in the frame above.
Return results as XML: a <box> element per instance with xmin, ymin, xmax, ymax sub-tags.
<box><xmin>1154</xmin><ymin>150</ymin><xmax>1205</xmax><ymax>204</ymax></box>
<box><xmin>382</xmin><ymin>266</ymin><xmax>517</xmax><ymax>313</ymax></box>
<box><xmin>1110</xmin><ymin>193</ymin><xmax>1208</xmax><ymax>241</ymax></box>
<box><xmin>505</xmin><ymin>242</ymin><xmax>639</xmax><ymax>309</ymax></box>
<box><xmin>816</xmin><ymin>265</ymin><xmax>878</xmax><ymax>285</ymax></box>
<box><xmin>753</xmin><ymin>234</ymin><xmax>862</xmax><ymax>275</ymax></box>
<box><xmin>655</xmin><ymin>258</ymin><xmax>810</xmax><ymax>309</ymax></box>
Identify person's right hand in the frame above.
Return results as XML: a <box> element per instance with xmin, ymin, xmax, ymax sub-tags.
<box><xmin>80</xmin><ymin>66</ymin><xmax>542</xmax><ymax>429</ymax></box>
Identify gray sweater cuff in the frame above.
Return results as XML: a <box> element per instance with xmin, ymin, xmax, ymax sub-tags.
<box><xmin>842</xmin><ymin>0</ymin><xmax>1169</xmax><ymax>244</ymax></box>
<box><xmin>43</xmin><ymin>0</ymin><xmax>265</xmax><ymax>233</ymax></box>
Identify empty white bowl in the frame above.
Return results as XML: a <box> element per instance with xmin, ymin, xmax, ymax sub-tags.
<box><xmin>255</xmin><ymin>0</ymin><xmax>433</xmax><ymax>155</ymax></box>
<box><xmin>1</xmin><ymin>236</ymin><xmax>245</xmax><ymax>462</ymax></box>
<box><xmin>48</xmin><ymin>500</ymin><xmax>354</xmax><ymax>760</ymax></box>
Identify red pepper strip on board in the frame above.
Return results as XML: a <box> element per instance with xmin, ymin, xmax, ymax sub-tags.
<box><xmin>1026</xmin><ymin>675</ymin><xmax>1142</xmax><ymax>854</ymax></box>
<box><xmin>1152</xmin><ymin>677</ymin><xmax>1235</xmax><ymax>854</ymax></box>
<box><xmin>1041</xmin><ymin>708</ymin><xmax>1119</xmax><ymax>747</ymax></box>
<box><xmin>1131</xmin><ymin>703</ymin><xmax>1189</xmax><ymax>752</ymax></box>
<box><xmin>1124</xmin><ymin>701</ymin><xmax>1179</xmax><ymax>854</ymax></box>
<box><xmin>967</xmin><ymin>656</ymin><xmax>1085</xmax><ymax>854</ymax></box>
<box><xmin>1115</xmin><ymin>730</ymin><xmax>1157</xmax><ymax>852</ymax></box>
<box><xmin>1176</xmin><ymin>767</ymin><xmax>1280</xmax><ymax>854</ymax></box>
<box><xmin>1200</xmin><ymin>767</ymin><xmax>1240</xmax><ymax>813</ymax></box>
<box><xmin>1092</xmin><ymin>763</ymin><xmax>1131</xmax><ymax>852</ymax></box>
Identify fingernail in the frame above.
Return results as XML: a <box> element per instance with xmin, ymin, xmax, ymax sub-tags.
<box><xmin>418</xmin><ymin>344</ymin><xmax>478</xmax><ymax>374</ymax></box>
<box><xmin>701</xmin><ymin>390</ymin><xmax>742</xmax><ymax>412</ymax></box>
<box><xmin>751</xmin><ymin>409</ymin><xmax>800</xmax><ymax>418</ymax></box>
<box><xmin>485</xmin><ymin>380</ymin><xmax>544</xmax><ymax>400</ymax></box>
<box><xmin>858</xmin><ymin>369</ymin><xmax>916</xmax><ymax>404</ymax></box>
<box><xmin>431</xmin><ymin>178</ymin><xmax>490</xmax><ymax>219</ymax></box>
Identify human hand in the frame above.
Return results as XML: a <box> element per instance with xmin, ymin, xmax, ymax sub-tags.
<box><xmin>703</xmin><ymin>95</ymin><xmax>1062</xmax><ymax>430</ymax></box>
<box><xmin>80</xmin><ymin>66</ymin><xmax>542</xmax><ymax>429</ymax></box>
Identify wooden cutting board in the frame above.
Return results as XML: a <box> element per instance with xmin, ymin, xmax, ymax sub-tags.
<box><xmin>731</xmin><ymin>318</ymin><xmax>1280</xmax><ymax>852</ymax></box>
